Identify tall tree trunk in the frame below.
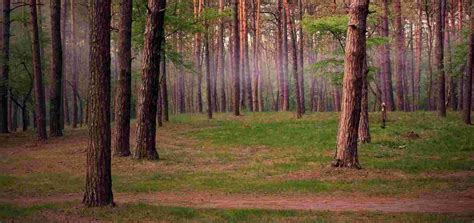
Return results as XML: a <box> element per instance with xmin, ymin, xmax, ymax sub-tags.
<box><xmin>414</xmin><ymin>0</ymin><xmax>423</xmax><ymax>110</ymax></box>
<box><xmin>233</xmin><ymin>0</ymin><xmax>241</xmax><ymax>116</ymax></box>
<box><xmin>282</xmin><ymin>6</ymin><xmax>289</xmax><ymax>111</ymax></box>
<box><xmin>358</xmin><ymin>57</ymin><xmax>370</xmax><ymax>143</ymax></box>
<box><xmin>379</xmin><ymin>0</ymin><xmax>395</xmax><ymax>111</ymax></box>
<box><xmin>425</xmin><ymin>1</ymin><xmax>435</xmax><ymax>110</ymax></box>
<box><xmin>393</xmin><ymin>0</ymin><xmax>405</xmax><ymax>111</ymax></box>
<box><xmin>333</xmin><ymin>0</ymin><xmax>368</xmax><ymax>169</ymax></box>
<box><xmin>49</xmin><ymin>0</ymin><xmax>63</xmax><ymax>137</ymax></box>
<box><xmin>0</xmin><ymin>0</ymin><xmax>11</xmax><ymax>133</ymax></box>
<box><xmin>83</xmin><ymin>0</ymin><xmax>113</xmax><ymax>207</ymax></box>
<box><xmin>297</xmin><ymin>0</ymin><xmax>305</xmax><ymax>113</ymax></box>
<box><xmin>436</xmin><ymin>0</ymin><xmax>447</xmax><ymax>117</ymax></box>
<box><xmin>277</xmin><ymin>0</ymin><xmax>284</xmax><ymax>111</ymax></box>
<box><xmin>161</xmin><ymin>40</ymin><xmax>169</xmax><ymax>122</ymax></box>
<box><xmin>252</xmin><ymin>0</ymin><xmax>262</xmax><ymax>112</ymax></box>
<box><xmin>71</xmin><ymin>0</ymin><xmax>79</xmax><ymax>128</ymax></box>
<box><xmin>218</xmin><ymin>0</ymin><xmax>226</xmax><ymax>112</ymax></box>
<box><xmin>30</xmin><ymin>0</ymin><xmax>47</xmax><ymax>140</ymax></box>
<box><xmin>113</xmin><ymin>0</ymin><xmax>132</xmax><ymax>156</ymax></box>
<box><xmin>194</xmin><ymin>0</ymin><xmax>203</xmax><ymax>113</ymax></box>
<box><xmin>284</xmin><ymin>0</ymin><xmax>302</xmax><ymax>118</ymax></box>
<box><xmin>463</xmin><ymin>1</ymin><xmax>473</xmax><ymax>124</ymax></box>
<box><xmin>204</xmin><ymin>10</ymin><xmax>212</xmax><ymax>119</ymax></box>
<box><xmin>134</xmin><ymin>0</ymin><xmax>166</xmax><ymax>160</ymax></box>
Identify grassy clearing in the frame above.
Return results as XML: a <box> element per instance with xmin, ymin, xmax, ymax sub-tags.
<box><xmin>1</xmin><ymin>202</ymin><xmax>473</xmax><ymax>222</ymax></box>
<box><xmin>0</xmin><ymin>112</ymin><xmax>472</xmax><ymax>197</ymax></box>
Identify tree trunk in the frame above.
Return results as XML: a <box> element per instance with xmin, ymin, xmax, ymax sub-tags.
<box><xmin>134</xmin><ymin>0</ymin><xmax>166</xmax><ymax>160</ymax></box>
<box><xmin>113</xmin><ymin>0</ymin><xmax>132</xmax><ymax>157</ymax></box>
<box><xmin>30</xmin><ymin>0</ymin><xmax>47</xmax><ymax>140</ymax></box>
<box><xmin>393</xmin><ymin>0</ymin><xmax>405</xmax><ymax>111</ymax></box>
<box><xmin>218</xmin><ymin>0</ymin><xmax>226</xmax><ymax>112</ymax></box>
<box><xmin>71</xmin><ymin>0</ymin><xmax>79</xmax><ymax>128</ymax></box>
<box><xmin>204</xmin><ymin>11</ymin><xmax>212</xmax><ymax>119</ymax></box>
<box><xmin>282</xmin><ymin>6</ymin><xmax>289</xmax><ymax>111</ymax></box>
<box><xmin>0</xmin><ymin>0</ymin><xmax>10</xmax><ymax>133</ymax></box>
<box><xmin>436</xmin><ymin>0</ymin><xmax>447</xmax><ymax>117</ymax></box>
<box><xmin>463</xmin><ymin>2</ymin><xmax>473</xmax><ymax>124</ymax></box>
<box><xmin>83</xmin><ymin>0</ymin><xmax>114</xmax><ymax>207</ymax></box>
<box><xmin>252</xmin><ymin>0</ymin><xmax>262</xmax><ymax>112</ymax></box>
<box><xmin>49</xmin><ymin>0</ymin><xmax>63</xmax><ymax>137</ymax></box>
<box><xmin>298</xmin><ymin>0</ymin><xmax>305</xmax><ymax>113</ymax></box>
<box><xmin>233</xmin><ymin>0</ymin><xmax>241</xmax><ymax>116</ymax></box>
<box><xmin>379</xmin><ymin>0</ymin><xmax>395</xmax><ymax>111</ymax></box>
<box><xmin>283</xmin><ymin>0</ymin><xmax>302</xmax><ymax>118</ymax></box>
<box><xmin>161</xmin><ymin>41</ymin><xmax>169</xmax><ymax>122</ymax></box>
<box><xmin>194</xmin><ymin>0</ymin><xmax>203</xmax><ymax>113</ymax></box>
<box><xmin>333</xmin><ymin>0</ymin><xmax>369</xmax><ymax>169</ymax></box>
<box><xmin>358</xmin><ymin>57</ymin><xmax>370</xmax><ymax>143</ymax></box>
<box><xmin>414</xmin><ymin>0</ymin><xmax>422</xmax><ymax>110</ymax></box>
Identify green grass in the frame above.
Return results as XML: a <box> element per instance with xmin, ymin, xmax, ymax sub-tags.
<box><xmin>1</xmin><ymin>202</ymin><xmax>473</xmax><ymax>222</ymax></box>
<box><xmin>0</xmin><ymin>112</ymin><xmax>473</xmax><ymax>198</ymax></box>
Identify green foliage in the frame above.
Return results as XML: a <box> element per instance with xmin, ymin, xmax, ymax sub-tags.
<box><xmin>303</xmin><ymin>15</ymin><xmax>347</xmax><ymax>50</ymax></box>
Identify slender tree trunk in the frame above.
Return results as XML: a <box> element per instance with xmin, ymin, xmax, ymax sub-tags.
<box><xmin>218</xmin><ymin>0</ymin><xmax>226</xmax><ymax>112</ymax></box>
<box><xmin>463</xmin><ymin>2</ymin><xmax>473</xmax><ymax>124</ymax></box>
<box><xmin>333</xmin><ymin>0</ymin><xmax>369</xmax><ymax>169</ymax></box>
<box><xmin>204</xmin><ymin>10</ymin><xmax>212</xmax><ymax>119</ymax></box>
<box><xmin>71</xmin><ymin>0</ymin><xmax>79</xmax><ymax>128</ymax></box>
<box><xmin>283</xmin><ymin>0</ymin><xmax>302</xmax><ymax>118</ymax></box>
<box><xmin>359</xmin><ymin>57</ymin><xmax>370</xmax><ymax>143</ymax></box>
<box><xmin>134</xmin><ymin>0</ymin><xmax>166</xmax><ymax>160</ymax></box>
<box><xmin>298</xmin><ymin>0</ymin><xmax>305</xmax><ymax>113</ymax></box>
<box><xmin>380</xmin><ymin>0</ymin><xmax>395</xmax><ymax>111</ymax></box>
<box><xmin>83</xmin><ymin>0</ymin><xmax>113</xmax><ymax>207</ymax></box>
<box><xmin>113</xmin><ymin>0</ymin><xmax>132</xmax><ymax>156</ymax></box>
<box><xmin>435</xmin><ymin>0</ymin><xmax>447</xmax><ymax>117</ymax></box>
<box><xmin>161</xmin><ymin>40</ymin><xmax>169</xmax><ymax>122</ymax></box>
<box><xmin>414</xmin><ymin>0</ymin><xmax>423</xmax><ymax>110</ymax></box>
<box><xmin>282</xmin><ymin>6</ymin><xmax>289</xmax><ymax>111</ymax></box>
<box><xmin>0</xmin><ymin>0</ymin><xmax>10</xmax><ymax>133</ymax></box>
<box><xmin>194</xmin><ymin>0</ymin><xmax>203</xmax><ymax>113</ymax></box>
<box><xmin>233</xmin><ymin>0</ymin><xmax>241</xmax><ymax>116</ymax></box>
<box><xmin>426</xmin><ymin>2</ymin><xmax>435</xmax><ymax>110</ymax></box>
<box><xmin>49</xmin><ymin>0</ymin><xmax>63</xmax><ymax>137</ymax></box>
<box><xmin>277</xmin><ymin>0</ymin><xmax>284</xmax><ymax>111</ymax></box>
<box><xmin>393</xmin><ymin>0</ymin><xmax>405</xmax><ymax>111</ymax></box>
<box><xmin>30</xmin><ymin>0</ymin><xmax>47</xmax><ymax>140</ymax></box>
<box><xmin>252</xmin><ymin>0</ymin><xmax>262</xmax><ymax>112</ymax></box>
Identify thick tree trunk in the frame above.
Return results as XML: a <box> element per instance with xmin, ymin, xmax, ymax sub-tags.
<box><xmin>436</xmin><ymin>0</ymin><xmax>447</xmax><ymax>117</ymax></box>
<box><xmin>463</xmin><ymin>2</ymin><xmax>473</xmax><ymax>124</ymax></box>
<box><xmin>83</xmin><ymin>0</ymin><xmax>113</xmax><ymax>207</ymax></box>
<box><xmin>393</xmin><ymin>0</ymin><xmax>405</xmax><ymax>111</ymax></box>
<box><xmin>30</xmin><ymin>0</ymin><xmax>47</xmax><ymax>140</ymax></box>
<box><xmin>49</xmin><ymin>0</ymin><xmax>63</xmax><ymax>137</ymax></box>
<box><xmin>233</xmin><ymin>0</ymin><xmax>241</xmax><ymax>116</ymax></box>
<box><xmin>113</xmin><ymin>0</ymin><xmax>132</xmax><ymax>157</ymax></box>
<box><xmin>333</xmin><ymin>0</ymin><xmax>368</xmax><ymax>169</ymax></box>
<box><xmin>134</xmin><ymin>0</ymin><xmax>166</xmax><ymax>160</ymax></box>
<box><xmin>0</xmin><ymin>0</ymin><xmax>10</xmax><ymax>133</ymax></box>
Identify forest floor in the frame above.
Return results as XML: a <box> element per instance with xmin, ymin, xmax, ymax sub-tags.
<box><xmin>0</xmin><ymin>112</ymin><xmax>473</xmax><ymax>222</ymax></box>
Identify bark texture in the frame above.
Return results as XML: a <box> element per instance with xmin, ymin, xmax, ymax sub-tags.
<box><xmin>0</xmin><ymin>0</ymin><xmax>10</xmax><ymax>133</ymax></box>
<box><xmin>134</xmin><ymin>0</ymin><xmax>166</xmax><ymax>160</ymax></box>
<box><xmin>83</xmin><ymin>0</ymin><xmax>114</xmax><ymax>207</ymax></box>
<box><xmin>113</xmin><ymin>0</ymin><xmax>133</xmax><ymax>157</ymax></box>
<box><xmin>463</xmin><ymin>2</ymin><xmax>473</xmax><ymax>124</ymax></box>
<box><xmin>49</xmin><ymin>0</ymin><xmax>63</xmax><ymax>137</ymax></box>
<box><xmin>30</xmin><ymin>0</ymin><xmax>47</xmax><ymax>140</ymax></box>
<box><xmin>435</xmin><ymin>0</ymin><xmax>446</xmax><ymax>117</ymax></box>
<box><xmin>333</xmin><ymin>0</ymin><xmax>369</xmax><ymax>169</ymax></box>
<box><xmin>233</xmin><ymin>0</ymin><xmax>241</xmax><ymax>116</ymax></box>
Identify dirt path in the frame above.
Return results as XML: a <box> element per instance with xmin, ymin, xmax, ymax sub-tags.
<box><xmin>4</xmin><ymin>191</ymin><xmax>474</xmax><ymax>214</ymax></box>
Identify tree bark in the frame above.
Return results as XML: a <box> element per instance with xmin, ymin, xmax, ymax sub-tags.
<box><xmin>71</xmin><ymin>0</ymin><xmax>79</xmax><ymax>128</ymax></box>
<box><xmin>204</xmin><ymin>9</ymin><xmax>212</xmax><ymax>119</ymax></box>
<box><xmin>113</xmin><ymin>0</ymin><xmax>133</xmax><ymax>157</ymax></box>
<box><xmin>49</xmin><ymin>0</ymin><xmax>63</xmax><ymax>137</ymax></box>
<box><xmin>379</xmin><ymin>0</ymin><xmax>395</xmax><ymax>111</ymax></box>
<box><xmin>283</xmin><ymin>0</ymin><xmax>302</xmax><ymax>118</ymax></box>
<box><xmin>161</xmin><ymin>40</ymin><xmax>169</xmax><ymax>122</ymax></box>
<box><xmin>436</xmin><ymin>0</ymin><xmax>447</xmax><ymax>117</ymax></box>
<box><xmin>393</xmin><ymin>0</ymin><xmax>405</xmax><ymax>111</ymax></box>
<box><xmin>333</xmin><ymin>0</ymin><xmax>368</xmax><ymax>169</ymax></box>
<box><xmin>83</xmin><ymin>0</ymin><xmax>114</xmax><ymax>207</ymax></box>
<box><xmin>134</xmin><ymin>0</ymin><xmax>166</xmax><ymax>160</ymax></box>
<box><xmin>414</xmin><ymin>0</ymin><xmax>422</xmax><ymax>110</ymax></box>
<box><xmin>358</xmin><ymin>57</ymin><xmax>370</xmax><ymax>143</ymax></box>
<box><xmin>463</xmin><ymin>1</ymin><xmax>473</xmax><ymax>124</ymax></box>
<box><xmin>233</xmin><ymin>0</ymin><xmax>241</xmax><ymax>116</ymax></box>
<box><xmin>0</xmin><ymin>0</ymin><xmax>10</xmax><ymax>133</ymax></box>
<box><xmin>30</xmin><ymin>0</ymin><xmax>47</xmax><ymax>140</ymax></box>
